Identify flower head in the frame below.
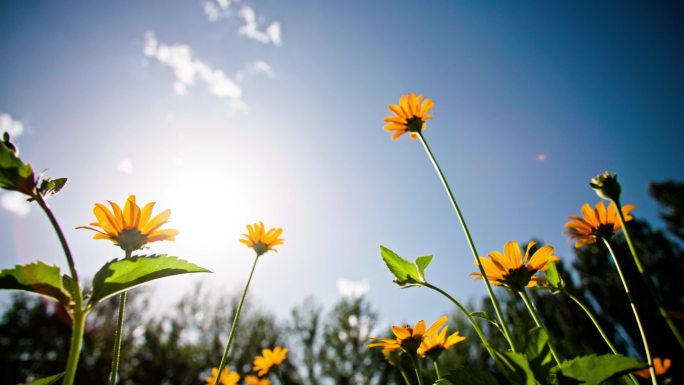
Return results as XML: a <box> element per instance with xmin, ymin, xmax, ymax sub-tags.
<box><xmin>471</xmin><ymin>241</ymin><xmax>560</xmax><ymax>291</ymax></box>
<box><xmin>240</xmin><ymin>222</ymin><xmax>284</xmax><ymax>256</ymax></box>
<box><xmin>418</xmin><ymin>325</ymin><xmax>466</xmax><ymax>358</ymax></box>
<box><xmin>634</xmin><ymin>357</ymin><xmax>671</xmax><ymax>379</ymax></box>
<box><xmin>205</xmin><ymin>367</ymin><xmax>240</xmax><ymax>385</ymax></box>
<box><xmin>78</xmin><ymin>195</ymin><xmax>178</xmax><ymax>253</ymax></box>
<box><xmin>369</xmin><ymin>316</ymin><xmax>447</xmax><ymax>354</ymax></box>
<box><xmin>564</xmin><ymin>201</ymin><xmax>635</xmax><ymax>248</ymax></box>
<box><xmin>590</xmin><ymin>171</ymin><xmax>622</xmax><ymax>202</ymax></box>
<box><xmin>383</xmin><ymin>92</ymin><xmax>434</xmax><ymax>140</ymax></box>
<box><xmin>245</xmin><ymin>376</ymin><xmax>271</xmax><ymax>385</ymax></box>
<box><xmin>253</xmin><ymin>346</ymin><xmax>288</xmax><ymax>377</ymax></box>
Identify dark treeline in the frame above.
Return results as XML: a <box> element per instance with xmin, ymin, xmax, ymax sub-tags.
<box><xmin>2</xmin><ymin>181</ymin><xmax>683</xmax><ymax>384</ymax></box>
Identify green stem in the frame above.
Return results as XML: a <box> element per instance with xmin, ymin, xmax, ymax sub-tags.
<box><xmin>418</xmin><ymin>132</ymin><xmax>516</xmax><ymax>351</ymax></box>
<box><xmin>214</xmin><ymin>254</ymin><xmax>260</xmax><ymax>385</ymax></box>
<box><xmin>614</xmin><ymin>199</ymin><xmax>684</xmax><ymax>351</ymax></box>
<box><xmin>518</xmin><ymin>289</ymin><xmax>562</xmax><ymax>367</ymax></box>
<box><xmin>602</xmin><ymin>238</ymin><xmax>657</xmax><ymax>385</ymax></box>
<box><xmin>399</xmin><ymin>368</ymin><xmax>412</xmax><ymax>385</ymax></box>
<box><xmin>109</xmin><ymin>292</ymin><xmax>127</xmax><ymax>385</ymax></box>
<box><xmin>406</xmin><ymin>352</ymin><xmax>425</xmax><ymax>385</ymax></box>
<box><xmin>61</xmin><ymin>308</ymin><xmax>86</xmax><ymax>385</ymax></box>
<box><xmin>275</xmin><ymin>366</ymin><xmax>286</xmax><ymax>385</ymax></box>
<box><xmin>433</xmin><ymin>360</ymin><xmax>442</xmax><ymax>380</ymax></box>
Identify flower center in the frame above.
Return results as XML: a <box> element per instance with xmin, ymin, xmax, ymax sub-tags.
<box><xmin>406</xmin><ymin>117</ymin><xmax>424</xmax><ymax>133</ymax></box>
<box><xmin>115</xmin><ymin>228</ymin><xmax>148</xmax><ymax>253</ymax></box>
<box><xmin>252</xmin><ymin>241</ymin><xmax>269</xmax><ymax>256</ymax></box>
<box><xmin>503</xmin><ymin>267</ymin><xmax>538</xmax><ymax>291</ymax></box>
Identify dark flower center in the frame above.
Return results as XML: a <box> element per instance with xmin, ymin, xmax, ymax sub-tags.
<box><xmin>406</xmin><ymin>117</ymin><xmax>424</xmax><ymax>133</ymax></box>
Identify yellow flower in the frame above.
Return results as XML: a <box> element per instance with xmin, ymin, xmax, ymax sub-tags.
<box><xmin>563</xmin><ymin>201</ymin><xmax>635</xmax><ymax>248</ymax></box>
<box><xmin>383</xmin><ymin>92</ymin><xmax>434</xmax><ymax>140</ymax></box>
<box><xmin>253</xmin><ymin>346</ymin><xmax>288</xmax><ymax>377</ymax></box>
<box><xmin>634</xmin><ymin>357</ymin><xmax>671</xmax><ymax>379</ymax></box>
<box><xmin>205</xmin><ymin>367</ymin><xmax>240</xmax><ymax>385</ymax></box>
<box><xmin>245</xmin><ymin>376</ymin><xmax>271</xmax><ymax>385</ymax></box>
<box><xmin>240</xmin><ymin>222</ymin><xmax>284</xmax><ymax>256</ymax></box>
<box><xmin>418</xmin><ymin>325</ymin><xmax>466</xmax><ymax>358</ymax></box>
<box><xmin>78</xmin><ymin>195</ymin><xmax>178</xmax><ymax>253</ymax></box>
<box><xmin>471</xmin><ymin>241</ymin><xmax>560</xmax><ymax>291</ymax></box>
<box><xmin>369</xmin><ymin>316</ymin><xmax>447</xmax><ymax>354</ymax></box>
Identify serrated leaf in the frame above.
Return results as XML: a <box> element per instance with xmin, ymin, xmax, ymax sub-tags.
<box><xmin>0</xmin><ymin>262</ymin><xmax>72</xmax><ymax>307</ymax></box>
<box><xmin>0</xmin><ymin>139</ymin><xmax>35</xmax><ymax>195</ymax></box>
<box><xmin>380</xmin><ymin>246</ymin><xmax>421</xmax><ymax>286</ymax></box>
<box><xmin>525</xmin><ymin>327</ymin><xmax>554</xmax><ymax>381</ymax></box>
<box><xmin>415</xmin><ymin>255</ymin><xmax>433</xmax><ymax>280</ymax></box>
<box><xmin>443</xmin><ymin>367</ymin><xmax>499</xmax><ymax>385</ymax></box>
<box><xmin>559</xmin><ymin>354</ymin><xmax>647</xmax><ymax>385</ymax></box>
<box><xmin>495</xmin><ymin>349</ymin><xmax>536</xmax><ymax>385</ymax></box>
<box><xmin>89</xmin><ymin>254</ymin><xmax>210</xmax><ymax>305</ymax></box>
<box><xmin>17</xmin><ymin>373</ymin><xmax>65</xmax><ymax>385</ymax></box>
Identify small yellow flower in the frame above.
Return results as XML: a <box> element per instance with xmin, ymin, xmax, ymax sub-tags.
<box><xmin>78</xmin><ymin>195</ymin><xmax>178</xmax><ymax>253</ymax></box>
<box><xmin>245</xmin><ymin>376</ymin><xmax>271</xmax><ymax>385</ymax></box>
<box><xmin>253</xmin><ymin>346</ymin><xmax>288</xmax><ymax>377</ymax></box>
<box><xmin>240</xmin><ymin>222</ymin><xmax>284</xmax><ymax>256</ymax></box>
<box><xmin>205</xmin><ymin>367</ymin><xmax>240</xmax><ymax>385</ymax></box>
<box><xmin>418</xmin><ymin>325</ymin><xmax>466</xmax><ymax>358</ymax></box>
<box><xmin>471</xmin><ymin>241</ymin><xmax>560</xmax><ymax>291</ymax></box>
<box><xmin>369</xmin><ymin>316</ymin><xmax>447</xmax><ymax>354</ymax></box>
<box><xmin>634</xmin><ymin>357</ymin><xmax>671</xmax><ymax>379</ymax></box>
<box><xmin>563</xmin><ymin>201</ymin><xmax>635</xmax><ymax>248</ymax></box>
<box><xmin>383</xmin><ymin>92</ymin><xmax>434</xmax><ymax>140</ymax></box>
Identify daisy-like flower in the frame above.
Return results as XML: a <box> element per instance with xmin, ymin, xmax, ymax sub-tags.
<box><xmin>634</xmin><ymin>357</ymin><xmax>671</xmax><ymax>379</ymax></box>
<box><xmin>78</xmin><ymin>195</ymin><xmax>178</xmax><ymax>253</ymax></box>
<box><xmin>205</xmin><ymin>367</ymin><xmax>240</xmax><ymax>385</ymax></box>
<box><xmin>253</xmin><ymin>346</ymin><xmax>288</xmax><ymax>377</ymax></box>
<box><xmin>418</xmin><ymin>325</ymin><xmax>466</xmax><ymax>358</ymax></box>
<box><xmin>369</xmin><ymin>316</ymin><xmax>447</xmax><ymax>354</ymax></box>
<box><xmin>470</xmin><ymin>241</ymin><xmax>560</xmax><ymax>291</ymax></box>
<box><xmin>240</xmin><ymin>222</ymin><xmax>284</xmax><ymax>256</ymax></box>
<box><xmin>563</xmin><ymin>201</ymin><xmax>636</xmax><ymax>248</ymax></box>
<box><xmin>245</xmin><ymin>376</ymin><xmax>271</xmax><ymax>385</ymax></box>
<box><xmin>383</xmin><ymin>92</ymin><xmax>434</xmax><ymax>140</ymax></box>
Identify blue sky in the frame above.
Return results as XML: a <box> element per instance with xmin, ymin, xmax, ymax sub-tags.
<box><xmin>1</xmin><ymin>1</ymin><xmax>683</xmax><ymax>327</ymax></box>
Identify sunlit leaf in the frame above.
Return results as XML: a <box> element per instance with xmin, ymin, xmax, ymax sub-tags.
<box><xmin>495</xmin><ymin>349</ymin><xmax>536</xmax><ymax>385</ymax></box>
<box><xmin>544</xmin><ymin>262</ymin><xmax>564</xmax><ymax>293</ymax></box>
<box><xmin>557</xmin><ymin>354</ymin><xmax>647</xmax><ymax>385</ymax></box>
<box><xmin>525</xmin><ymin>327</ymin><xmax>554</xmax><ymax>381</ymax></box>
<box><xmin>0</xmin><ymin>136</ymin><xmax>36</xmax><ymax>195</ymax></box>
<box><xmin>415</xmin><ymin>255</ymin><xmax>433</xmax><ymax>280</ymax></box>
<box><xmin>17</xmin><ymin>372</ymin><xmax>64</xmax><ymax>385</ymax></box>
<box><xmin>0</xmin><ymin>262</ymin><xmax>72</xmax><ymax>307</ymax></box>
<box><xmin>89</xmin><ymin>254</ymin><xmax>210</xmax><ymax>305</ymax></box>
<box><xmin>379</xmin><ymin>246</ymin><xmax>420</xmax><ymax>286</ymax></box>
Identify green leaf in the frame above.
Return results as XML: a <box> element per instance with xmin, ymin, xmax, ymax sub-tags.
<box><xmin>89</xmin><ymin>254</ymin><xmax>211</xmax><ymax>305</ymax></box>
<box><xmin>470</xmin><ymin>311</ymin><xmax>497</xmax><ymax>324</ymax></box>
<box><xmin>379</xmin><ymin>246</ymin><xmax>421</xmax><ymax>286</ymax></box>
<box><xmin>558</xmin><ymin>354</ymin><xmax>647</xmax><ymax>385</ymax></box>
<box><xmin>434</xmin><ymin>380</ymin><xmax>455</xmax><ymax>385</ymax></box>
<box><xmin>415</xmin><ymin>255</ymin><xmax>433</xmax><ymax>280</ymax></box>
<box><xmin>442</xmin><ymin>367</ymin><xmax>499</xmax><ymax>385</ymax></box>
<box><xmin>0</xmin><ymin>262</ymin><xmax>72</xmax><ymax>307</ymax></box>
<box><xmin>495</xmin><ymin>349</ymin><xmax>536</xmax><ymax>385</ymax></box>
<box><xmin>17</xmin><ymin>373</ymin><xmax>65</xmax><ymax>385</ymax></box>
<box><xmin>0</xmin><ymin>137</ymin><xmax>35</xmax><ymax>195</ymax></box>
<box><xmin>37</xmin><ymin>177</ymin><xmax>67</xmax><ymax>198</ymax></box>
<box><xmin>544</xmin><ymin>262</ymin><xmax>564</xmax><ymax>292</ymax></box>
<box><xmin>525</xmin><ymin>327</ymin><xmax>554</xmax><ymax>381</ymax></box>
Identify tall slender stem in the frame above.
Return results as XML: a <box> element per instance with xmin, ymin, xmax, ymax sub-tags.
<box><xmin>518</xmin><ymin>289</ymin><xmax>561</xmax><ymax>366</ymax></box>
<box><xmin>62</xmin><ymin>308</ymin><xmax>86</xmax><ymax>385</ymax></box>
<box><xmin>614</xmin><ymin>199</ymin><xmax>684</xmax><ymax>350</ymax></box>
<box><xmin>602</xmin><ymin>238</ymin><xmax>657</xmax><ymax>385</ymax></box>
<box><xmin>406</xmin><ymin>352</ymin><xmax>425</xmax><ymax>385</ymax></box>
<box><xmin>214</xmin><ymin>254</ymin><xmax>260</xmax><ymax>385</ymax></box>
<box><xmin>417</xmin><ymin>132</ymin><xmax>516</xmax><ymax>351</ymax></box>
<box><xmin>433</xmin><ymin>360</ymin><xmax>442</xmax><ymax>380</ymax></box>
<box><xmin>109</xmin><ymin>249</ymin><xmax>132</xmax><ymax>385</ymax></box>
<box><xmin>399</xmin><ymin>368</ymin><xmax>412</xmax><ymax>385</ymax></box>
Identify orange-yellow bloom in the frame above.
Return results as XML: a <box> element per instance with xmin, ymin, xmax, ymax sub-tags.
<box><xmin>205</xmin><ymin>367</ymin><xmax>240</xmax><ymax>385</ymax></box>
<box><xmin>471</xmin><ymin>241</ymin><xmax>559</xmax><ymax>290</ymax></box>
<box><xmin>78</xmin><ymin>195</ymin><xmax>178</xmax><ymax>253</ymax></box>
<box><xmin>240</xmin><ymin>222</ymin><xmax>284</xmax><ymax>256</ymax></box>
<box><xmin>634</xmin><ymin>357</ymin><xmax>671</xmax><ymax>379</ymax></box>
<box><xmin>383</xmin><ymin>92</ymin><xmax>434</xmax><ymax>140</ymax></box>
<box><xmin>563</xmin><ymin>201</ymin><xmax>635</xmax><ymax>248</ymax></box>
<box><xmin>418</xmin><ymin>325</ymin><xmax>466</xmax><ymax>358</ymax></box>
<box><xmin>245</xmin><ymin>376</ymin><xmax>271</xmax><ymax>385</ymax></box>
<box><xmin>369</xmin><ymin>316</ymin><xmax>447</xmax><ymax>353</ymax></box>
<box><xmin>253</xmin><ymin>346</ymin><xmax>288</xmax><ymax>377</ymax></box>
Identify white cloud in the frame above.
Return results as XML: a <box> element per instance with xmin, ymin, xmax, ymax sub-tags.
<box><xmin>117</xmin><ymin>159</ymin><xmax>133</xmax><ymax>174</ymax></box>
<box><xmin>1</xmin><ymin>192</ymin><xmax>30</xmax><ymax>216</ymax></box>
<box><xmin>144</xmin><ymin>32</ymin><xmax>246</xmax><ymax>112</ymax></box>
<box><xmin>202</xmin><ymin>0</ymin><xmax>234</xmax><ymax>22</ymax></box>
<box><xmin>336</xmin><ymin>278</ymin><xmax>369</xmax><ymax>300</ymax></box>
<box><xmin>235</xmin><ymin>60</ymin><xmax>275</xmax><ymax>82</ymax></box>
<box><xmin>0</xmin><ymin>113</ymin><xmax>24</xmax><ymax>138</ymax></box>
<box><xmin>238</xmin><ymin>6</ymin><xmax>282</xmax><ymax>46</ymax></box>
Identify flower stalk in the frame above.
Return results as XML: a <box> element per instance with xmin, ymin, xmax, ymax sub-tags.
<box><xmin>417</xmin><ymin>131</ymin><xmax>516</xmax><ymax>351</ymax></box>
<box><xmin>518</xmin><ymin>289</ymin><xmax>561</xmax><ymax>366</ymax></box>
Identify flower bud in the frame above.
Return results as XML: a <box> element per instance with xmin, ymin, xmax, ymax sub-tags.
<box><xmin>589</xmin><ymin>171</ymin><xmax>621</xmax><ymax>202</ymax></box>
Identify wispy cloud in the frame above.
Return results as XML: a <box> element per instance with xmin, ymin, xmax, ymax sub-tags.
<box><xmin>238</xmin><ymin>6</ymin><xmax>282</xmax><ymax>46</ymax></box>
<box><xmin>337</xmin><ymin>278</ymin><xmax>369</xmax><ymax>300</ymax></box>
<box><xmin>144</xmin><ymin>32</ymin><xmax>247</xmax><ymax>112</ymax></box>
<box><xmin>202</xmin><ymin>0</ymin><xmax>233</xmax><ymax>22</ymax></box>
<box><xmin>1</xmin><ymin>192</ymin><xmax>30</xmax><ymax>216</ymax></box>
<box><xmin>117</xmin><ymin>158</ymin><xmax>133</xmax><ymax>174</ymax></box>
<box><xmin>235</xmin><ymin>60</ymin><xmax>275</xmax><ymax>82</ymax></box>
<box><xmin>0</xmin><ymin>113</ymin><xmax>24</xmax><ymax>138</ymax></box>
